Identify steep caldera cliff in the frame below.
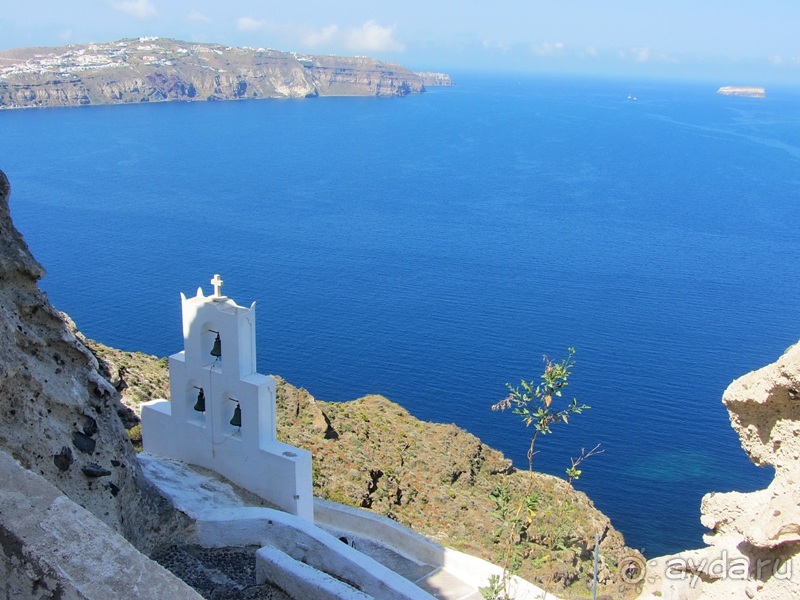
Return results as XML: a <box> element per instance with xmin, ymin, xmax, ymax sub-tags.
<box><xmin>0</xmin><ymin>37</ymin><xmax>445</xmax><ymax>109</ymax></box>
<box><xmin>0</xmin><ymin>170</ymin><xmax>202</xmax><ymax>596</ymax></box>
<box><xmin>639</xmin><ymin>342</ymin><xmax>800</xmax><ymax>599</ymax></box>
<box><xmin>0</xmin><ymin>169</ymin><xmax>183</xmax><ymax>549</ymax></box>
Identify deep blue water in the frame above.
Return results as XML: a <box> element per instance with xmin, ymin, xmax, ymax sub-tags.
<box><xmin>2</xmin><ymin>75</ymin><xmax>799</xmax><ymax>557</ymax></box>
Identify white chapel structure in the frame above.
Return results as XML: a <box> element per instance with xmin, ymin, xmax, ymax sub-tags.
<box><xmin>141</xmin><ymin>275</ymin><xmax>314</xmax><ymax>521</ymax></box>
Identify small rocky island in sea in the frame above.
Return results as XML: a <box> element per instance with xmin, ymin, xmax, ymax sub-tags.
<box><xmin>0</xmin><ymin>36</ymin><xmax>453</xmax><ymax>109</ymax></box>
<box><xmin>716</xmin><ymin>85</ymin><xmax>766</xmax><ymax>98</ymax></box>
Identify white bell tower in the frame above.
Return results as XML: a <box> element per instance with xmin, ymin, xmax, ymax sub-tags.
<box><xmin>142</xmin><ymin>275</ymin><xmax>314</xmax><ymax>521</ymax></box>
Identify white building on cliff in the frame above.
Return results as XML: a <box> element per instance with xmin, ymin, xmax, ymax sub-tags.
<box><xmin>139</xmin><ymin>275</ymin><xmax>551</xmax><ymax>599</ymax></box>
<box><xmin>141</xmin><ymin>274</ymin><xmax>313</xmax><ymax>520</ymax></box>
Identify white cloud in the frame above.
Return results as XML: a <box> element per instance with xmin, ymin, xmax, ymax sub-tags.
<box><xmin>482</xmin><ymin>39</ymin><xmax>511</xmax><ymax>54</ymax></box>
<box><xmin>616</xmin><ymin>46</ymin><xmax>677</xmax><ymax>64</ymax></box>
<box><xmin>532</xmin><ymin>41</ymin><xmax>565</xmax><ymax>57</ymax></box>
<box><xmin>111</xmin><ymin>0</ymin><xmax>156</xmax><ymax>19</ymax></box>
<box><xmin>584</xmin><ymin>46</ymin><xmax>598</xmax><ymax>57</ymax></box>
<box><xmin>631</xmin><ymin>46</ymin><xmax>650</xmax><ymax>63</ymax></box>
<box><xmin>303</xmin><ymin>24</ymin><xmax>340</xmax><ymax>47</ymax></box>
<box><xmin>769</xmin><ymin>55</ymin><xmax>800</xmax><ymax>66</ymax></box>
<box><xmin>345</xmin><ymin>20</ymin><xmax>405</xmax><ymax>52</ymax></box>
<box><xmin>59</xmin><ymin>29</ymin><xmax>74</xmax><ymax>42</ymax></box>
<box><xmin>186</xmin><ymin>10</ymin><xmax>212</xmax><ymax>24</ymax></box>
<box><xmin>237</xmin><ymin>16</ymin><xmax>272</xmax><ymax>31</ymax></box>
<box><xmin>656</xmin><ymin>52</ymin><xmax>678</xmax><ymax>64</ymax></box>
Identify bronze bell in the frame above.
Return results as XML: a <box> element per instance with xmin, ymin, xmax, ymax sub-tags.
<box><xmin>210</xmin><ymin>332</ymin><xmax>222</xmax><ymax>358</ymax></box>
<box><xmin>193</xmin><ymin>387</ymin><xmax>206</xmax><ymax>412</ymax></box>
<box><xmin>230</xmin><ymin>403</ymin><xmax>242</xmax><ymax>428</ymax></box>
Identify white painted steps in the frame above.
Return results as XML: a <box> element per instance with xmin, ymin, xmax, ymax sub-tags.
<box><xmin>139</xmin><ymin>454</ymin><xmax>552</xmax><ymax>600</ymax></box>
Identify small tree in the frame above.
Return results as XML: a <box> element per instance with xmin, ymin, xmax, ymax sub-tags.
<box><xmin>483</xmin><ymin>348</ymin><xmax>598</xmax><ymax>600</ymax></box>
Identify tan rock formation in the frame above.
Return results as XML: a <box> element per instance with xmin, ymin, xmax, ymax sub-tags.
<box><xmin>638</xmin><ymin>342</ymin><xmax>800</xmax><ymax>599</ymax></box>
<box><xmin>0</xmin><ymin>169</ymin><xmax>183</xmax><ymax>552</ymax></box>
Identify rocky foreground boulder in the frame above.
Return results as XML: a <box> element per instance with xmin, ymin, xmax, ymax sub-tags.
<box><xmin>639</xmin><ymin>342</ymin><xmax>800</xmax><ymax>599</ymax></box>
<box><xmin>0</xmin><ymin>449</ymin><xmax>200</xmax><ymax>599</ymax></box>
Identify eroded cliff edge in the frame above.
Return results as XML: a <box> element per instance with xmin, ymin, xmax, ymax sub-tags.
<box><xmin>0</xmin><ymin>169</ymin><xmax>183</xmax><ymax>549</ymax></box>
<box><xmin>639</xmin><ymin>342</ymin><xmax>800</xmax><ymax>599</ymax></box>
<box><xmin>0</xmin><ymin>170</ymin><xmax>203</xmax><ymax>595</ymax></box>
<box><xmin>0</xmin><ymin>37</ymin><xmax>442</xmax><ymax>108</ymax></box>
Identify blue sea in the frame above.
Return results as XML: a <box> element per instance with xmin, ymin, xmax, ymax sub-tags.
<box><xmin>2</xmin><ymin>74</ymin><xmax>799</xmax><ymax>558</ymax></box>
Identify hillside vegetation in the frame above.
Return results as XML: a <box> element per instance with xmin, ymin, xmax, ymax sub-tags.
<box><xmin>87</xmin><ymin>338</ymin><xmax>642</xmax><ymax>599</ymax></box>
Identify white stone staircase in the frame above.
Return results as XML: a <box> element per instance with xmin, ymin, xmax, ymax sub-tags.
<box><xmin>139</xmin><ymin>454</ymin><xmax>552</xmax><ymax>600</ymax></box>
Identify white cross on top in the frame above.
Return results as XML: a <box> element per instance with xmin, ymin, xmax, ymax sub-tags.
<box><xmin>211</xmin><ymin>274</ymin><xmax>224</xmax><ymax>297</ymax></box>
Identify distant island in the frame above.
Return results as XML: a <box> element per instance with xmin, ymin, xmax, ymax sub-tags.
<box><xmin>0</xmin><ymin>37</ymin><xmax>453</xmax><ymax>109</ymax></box>
<box><xmin>716</xmin><ymin>85</ymin><xmax>766</xmax><ymax>98</ymax></box>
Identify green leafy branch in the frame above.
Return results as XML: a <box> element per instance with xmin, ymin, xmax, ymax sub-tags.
<box><xmin>492</xmin><ymin>347</ymin><xmax>589</xmax><ymax>470</ymax></box>
<box><xmin>483</xmin><ymin>348</ymin><xmax>599</xmax><ymax>600</ymax></box>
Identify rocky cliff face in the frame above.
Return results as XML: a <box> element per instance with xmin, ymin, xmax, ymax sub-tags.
<box><xmin>639</xmin><ymin>342</ymin><xmax>800</xmax><ymax>599</ymax></box>
<box><xmin>0</xmin><ymin>38</ymin><xmax>430</xmax><ymax>109</ymax></box>
<box><xmin>0</xmin><ymin>449</ymin><xmax>201</xmax><ymax>599</ymax></box>
<box><xmin>0</xmin><ymin>169</ymin><xmax>182</xmax><ymax>552</ymax></box>
<box><xmin>303</xmin><ymin>55</ymin><xmax>424</xmax><ymax>96</ymax></box>
<box><xmin>415</xmin><ymin>72</ymin><xmax>455</xmax><ymax>87</ymax></box>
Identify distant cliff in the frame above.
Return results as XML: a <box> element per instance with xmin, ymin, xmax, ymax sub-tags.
<box><xmin>0</xmin><ymin>37</ymin><xmax>443</xmax><ymax>109</ymax></box>
<box><xmin>415</xmin><ymin>72</ymin><xmax>455</xmax><ymax>87</ymax></box>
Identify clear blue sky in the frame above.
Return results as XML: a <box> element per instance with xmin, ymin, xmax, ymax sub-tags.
<box><xmin>3</xmin><ymin>0</ymin><xmax>800</xmax><ymax>84</ymax></box>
